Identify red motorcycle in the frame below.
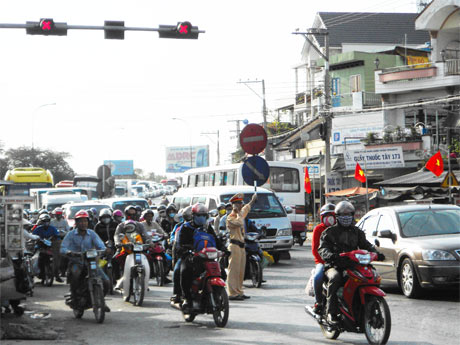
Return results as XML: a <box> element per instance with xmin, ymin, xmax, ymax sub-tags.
<box><xmin>149</xmin><ymin>234</ymin><xmax>166</xmax><ymax>286</ymax></box>
<box><xmin>305</xmin><ymin>250</ymin><xmax>391</xmax><ymax>345</ymax></box>
<box><xmin>178</xmin><ymin>247</ymin><xmax>229</xmax><ymax>328</ymax></box>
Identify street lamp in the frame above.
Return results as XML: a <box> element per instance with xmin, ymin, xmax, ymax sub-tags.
<box><xmin>374</xmin><ymin>57</ymin><xmax>380</xmax><ymax>69</ymax></box>
<box><xmin>31</xmin><ymin>102</ymin><xmax>56</xmax><ymax>152</ymax></box>
<box><xmin>201</xmin><ymin>130</ymin><xmax>220</xmax><ymax>165</ymax></box>
<box><xmin>172</xmin><ymin>117</ymin><xmax>193</xmax><ymax>169</ymax></box>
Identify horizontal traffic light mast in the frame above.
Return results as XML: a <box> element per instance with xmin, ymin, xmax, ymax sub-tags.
<box><xmin>0</xmin><ymin>19</ymin><xmax>204</xmax><ymax>39</ymax></box>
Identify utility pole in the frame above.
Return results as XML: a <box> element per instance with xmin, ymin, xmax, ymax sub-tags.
<box><xmin>228</xmin><ymin>119</ymin><xmax>242</xmax><ymax>149</ymax></box>
<box><xmin>293</xmin><ymin>29</ymin><xmax>331</xmax><ymax>196</ymax></box>
<box><xmin>237</xmin><ymin>79</ymin><xmax>272</xmax><ymax>160</ymax></box>
<box><xmin>201</xmin><ymin>130</ymin><xmax>220</xmax><ymax>165</ymax></box>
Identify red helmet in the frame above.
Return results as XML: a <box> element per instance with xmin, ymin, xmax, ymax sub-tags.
<box><xmin>53</xmin><ymin>207</ymin><xmax>63</xmax><ymax>215</ymax></box>
<box><xmin>191</xmin><ymin>203</ymin><xmax>208</xmax><ymax>216</ymax></box>
<box><xmin>75</xmin><ymin>210</ymin><xmax>89</xmax><ymax>219</ymax></box>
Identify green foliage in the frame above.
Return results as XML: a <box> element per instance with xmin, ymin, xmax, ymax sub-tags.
<box><xmin>450</xmin><ymin>138</ymin><xmax>460</xmax><ymax>155</ymax></box>
<box><xmin>1</xmin><ymin>146</ymin><xmax>75</xmax><ymax>183</ymax></box>
<box><xmin>266</xmin><ymin>121</ymin><xmax>295</xmax><ymax>136</ymax></box>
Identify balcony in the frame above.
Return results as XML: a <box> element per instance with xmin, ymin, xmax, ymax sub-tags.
<box><xmin>332</xmin><ymin>91</ymin><xmax>382</xmax><ymax>110</ymax></box>
<box><xmin>375</xmin><ymin>60</ymin><xmax>460</xmax><ymax>94</ymax></box>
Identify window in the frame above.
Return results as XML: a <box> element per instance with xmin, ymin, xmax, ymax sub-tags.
<box><xmin>189</xmin><ymin>175</ymin><xmax>196</xmax><ymax>187</ymax></box>
<box><xmin>227</xmin><ymin>170</ymin><xmax>235</xmax><ymax>186</ymax></box>
<box><xmin>376</xmin><ymin>213</ymin><xmax>394</xmax><ymax>232</ymax></box>
<box><xmin>204</xmin><ymin>173</ymin><xmax>210</xmax><ymax>186</ymax></box>
<box><xmin>197</xmin><ymin>174</ymin><xmax>205</xmax><ymax>187</ymax></box>
<box><xmin>178</xmin><ymin>196</ymin><xmax>191</xmax><ymax>209</ymax></box>
<box><xmin>350</xmin><ymin>74</ymin><xmax>361</xmax><ymax>93</ymax></box>
<box><xmin>359</xmin><ymin>214</ymin><xmax>380</xmax><ymax>237</ymax></box>
<box><xmin>222</xmin><ymin>172</ymin><xmax>228</xmax><ymax>186</ymax></box>
<box><xmin>398</xmin><ymin>209</ymin><xmax>460</xmax><ymax>237</ymax></box>
<box><xmin>209</xmin><ymin>173</ymin><xmax>215</xmax><ymax>186</ymax></box>
<box><xmin>215</xmin><ymin>172</ymin><xmax>223</xmax><ymax>186</ymax></box>
<box><xmin>192</xmin><ymin>196</ymin><xmax>206</xmax><ymax>204</ymax></box>
<box><xmin>208</xmin><ymin>198</ymin><xmax>217</xmax><ymax>210</ymax></box>
<box><xmin>221</xmin><ymin>193</ymin><xmax>286</xmax><ymax>218</ymax></box>
<box><xmin>265</xmin><ymin>167</ymin><xmax>300</xmax><ymax>193</ymax></box>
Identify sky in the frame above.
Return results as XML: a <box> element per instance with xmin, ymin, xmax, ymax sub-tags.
<box><xmin>0</xmin><ymin>0</ymin><xmax>417</xmax><ymax>178</ymax></box>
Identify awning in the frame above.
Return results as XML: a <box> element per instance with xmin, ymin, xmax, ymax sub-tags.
<box><xmin>377</xmin><ymin>169</ymin><xmax>460</xmax><ymax>187</ymax></box>
<box><xmin>325</xmin><ymin>187</ymin><xmax>379</xmax><ymax>197</ymax></box>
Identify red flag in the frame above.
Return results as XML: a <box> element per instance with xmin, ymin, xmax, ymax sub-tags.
<box><xmin>304</xmin><ymin>167</ymin><xmax>311</xmax><ymax>194</ymax></box>
<box><xmin>354</xmin><ymin>162</ymin><xmax>366</xmax><ymax>183</ymax></box>
<box><xmin>425</xmin><ymin>150</ymin><xmax>444</xmax><ymax>176</ymax></box>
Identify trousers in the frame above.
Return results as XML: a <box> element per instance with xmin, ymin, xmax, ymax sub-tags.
<box><xmin>325</xmin><ymin>267</ymin><xmax>343</xmax><ymax>316</ymax></box>
<box><xmin>227</xmin><ymin>243</ymin><xmax>246</xmax><ymax>297</ymax></box>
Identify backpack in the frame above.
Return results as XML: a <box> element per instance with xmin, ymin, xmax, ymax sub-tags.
<box><xmin>193</xmin><ymin>228</ymin><xmax>216</xmax><ymax>251</ymax></box>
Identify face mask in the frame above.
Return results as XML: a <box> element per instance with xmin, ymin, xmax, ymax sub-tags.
<box><xmin>219</xmin><ymin>209</ymin><xmax>226</xmax><ymax>216</ymax></box>
<box><xmin>102</xmin><ymin>218</ymin><xmax>110</xmax><ymax>224</ymax></box>
<box><xmin>323</xmin><ymin>215</ymin><xmax>336</xmax><ymax>227</ymax></box>
<box><xmin>337</xmin><ymin>215</ymin><xmax>353</xmax><ymax>227</ymax></box>
<box><xmin>169</xmin><ymin>213</ymin><xmax>176</xmax><ymax>218</ymax></box>
<box><xmin>43</xmin><ymin>221</ymin><xmax>50</xmax><ymax>227</ymax></box>
<box><xmin>114</xmin><ymin>216</ymin><xmax>123</xmax><ymax>223</ymax></box>
<box><xmin>194</xmin><ymin>215</ymin><xmax>207</xmax><ymax>226</ymax></box>
<box><xmin>159</xmin><ymin>212</ymin><xmax>166</xmax><ymax>217</ymax></box>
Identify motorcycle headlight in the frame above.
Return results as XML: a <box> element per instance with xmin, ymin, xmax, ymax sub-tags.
<box><xmin>422</xmin><ymin>249</ymin><xmax>456</xmax><ymax>261</ymax></box>
<box><xmin>277</xmin><ymin>228</ymin><xmax>292</xmax><ymax>236</ymax></box>
<box><xmin>133</xmin><ymin>244</ymin><xmax>143</xmax><ymax>252</ymax></box>
<box><xmin>86</xmin><ymin>250</ymin><xmax>98</xmax><ymax>259</ymax></box>
<box><xmin>207</xmin><ymin>252</ymin><xmax>218</xmax><ymax>260</ymax></box>
<box><xmin>355</xmin><ymin>253</ymin><xmax>371</xmax><ymax>265</ymax></box>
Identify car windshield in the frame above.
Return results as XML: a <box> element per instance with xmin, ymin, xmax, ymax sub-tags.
<box><xmin>67</xmin><ymin>204</ymin><xmax>110</xmax><ymax>219</ymax></box>
<box><xmin>398</xmin><ymin>208</ymin><xmax>460</xmax><ymax>237</ymax></box>
<box><xmin>112</xmin><ymin>200</ymin><xmax>149</xmax><ymax>211</ymax></box>
<box><xmin>221</xmin><ymin>193</ymin><xmax>286</xmax><ymax>218</ymax></box>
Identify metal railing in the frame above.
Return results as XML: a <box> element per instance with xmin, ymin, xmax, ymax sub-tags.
<box><xmin>445</xmin><ymin>59</ymin><xmax>460</xmax><ymax>76</ymax></box>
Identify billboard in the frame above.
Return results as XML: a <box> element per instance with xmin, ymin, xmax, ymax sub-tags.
<box><xmin>103</xmin><ymin>160</ymin><xmax>134</xmax><ymax>176</ymax></box>
<box><xmin>344</xmin><ymin>147</ymin><xmax>405</xmax><ymax>170</ymax></box>
<box><xmin>166</xmin><ymin>146</ymin><xmax>209</xmax><ymax>173</ymax></box>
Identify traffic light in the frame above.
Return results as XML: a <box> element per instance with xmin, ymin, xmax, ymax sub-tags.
<box><xmin>158</xmin><ymin>21</ymin><xmax>199</xmax><ymax>39</ymax></box>
<box><xmin>26</xmin><ymin>19</ymin><xmax>67</xmax><ymax>36</ymax></box>
<box><xmin>104</xmin><ymin>21</ymin><xmax>125</xmax><ymax>40</ymax></box>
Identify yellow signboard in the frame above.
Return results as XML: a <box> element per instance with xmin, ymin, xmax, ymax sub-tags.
<box><xmin>407</xmin><ymin>56</ymin><xmax>431</xmax><ymax>69</ymax></box>
<box><xmin>441</xmin><ymin>171</ymin><xmax>459</xmax><ymax>188</ymax></box>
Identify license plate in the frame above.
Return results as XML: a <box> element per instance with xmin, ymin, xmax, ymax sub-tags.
<box><xmin>260</xmin><ymin>243</ymin><xmax>274</xmax><ymax>249</ymax></box>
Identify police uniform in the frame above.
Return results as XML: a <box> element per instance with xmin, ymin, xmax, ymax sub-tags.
<box><xmin>226</xmin><ymin>193</ymin><xmax>251</xmax><ymax>298</ymax></box>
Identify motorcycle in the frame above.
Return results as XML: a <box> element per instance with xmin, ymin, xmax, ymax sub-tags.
<box><xmin>64</xmin><ymin>249</ymin><xmax>107</xmax><ymax>324</ymax></box>
<box><xmin>22</xmin><ymin>247</ymin><xmax>36</xmax><ymax>296</ymax></box>
<box><xmin>36</xmin><ymin>238</ymin><xmax>54</xmax><ymax>287</ymax></box>
<box><xmin>178</xmin><ymin>247</ymin><xmax>229</xmax><ymax>328</ymax></box>
<box><xmin>149</xmin><ymin>233</ymin><xmax>167</xmax><ymax>286</ymax></box>
<box><xmin>305</xmin><ymin>250</ymin><xmax>391</xmax><ymax>345</ymax></box>
<box><xmin>100</xmin><ymin>240</ymin><xmax>115</xmax><ymax>294</ymax></box>
<box><xmin>120</xmin><ymin>242</ymin><xmax>150</xmax><ymax>306</ymax></box>
<box><xmin>244</xmin><ymin>231</ymin><xmax>264</xmax><ymax>288</ymax></box>
<box><xmin>217</xmin><ymin>229</ymin><xmax>229</xmax><ymax>281</ymax></box>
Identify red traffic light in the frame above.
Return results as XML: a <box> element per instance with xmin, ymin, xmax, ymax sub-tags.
<box><xmin>40</xmin><ymin>19</ymin><xmax>54</xmax><ymax>31</ymax></box>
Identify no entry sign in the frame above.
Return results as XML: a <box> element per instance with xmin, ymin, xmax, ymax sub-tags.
<box><xmin>239</xmin><ymin>124</ymin><xmax>267</xmax><ymax>155</ymax></box>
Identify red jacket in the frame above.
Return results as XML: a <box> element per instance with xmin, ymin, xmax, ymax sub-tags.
<box><xmin>312</xmin><ymin>222</ymin><xmax>327</xmax><ymax>264</ymax></box>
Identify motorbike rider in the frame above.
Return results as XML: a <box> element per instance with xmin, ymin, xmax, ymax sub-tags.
<box><xmin>177</xmin><ymin>203</ymin><xmax>218</xmax><ymax>311</ymax></box>
<box><xmin>113</xmin><ymin>206</ymin><xmax>152</xmax><ymax>283</ymax></box>
<box><xmin>90</xmin><ymin>207</ymin><xmax>99</xmax><ymax>224</ymax></box>
<box><xmin>226</xmin><ymin>193</ymin><xmax>257</xmax><ymax>301</ymax></box>
<box><xmin>141</xmin><ymin>209</ymin><xmax>165</xmax><ymax>237</ymax></box>
<box><xmin>134</xmin><ymin>206</ymin><xmax>143</xmax><ymax>222</ymax></box>
<box><xmin>310</xmin><ymin>203</ymin><xmax>336</xmax><ymax>314</ymax></box>
<box><xmin>155</xmin><ymin>205</ymin><xmax>167</xmax><ymax>226</ymax></box>
<box><xmin>161</xmin><ymin>204</ymin><xmax>178</xmax><ymax>235</ymax></box>
<box><xmin>50</xmin><ymin>207</ymin><xmax>71</xmax><ymax>278</ymax></box>
<box><xmin>86</xmin><ymin>209</ymin><xmax>96</xmax><ymax>229</ymax></box>
<box><xmin>318</xmin><ymin>201</ymin><xmax>385</xmax><ymax>324</ymax></box>
<box><xmin>213</xmin><ymin>203</ymin><xmax>227</xmax><ymax>235</ymax></box>
<box><xmin>170</xmin><ymin>206</ymin><xmax>193</xmax><ymax>304</ymax></box>
<box><xmin>32</xmin><ymin>213</ymin><xmax>63</xmax><ymax>283</ymax></box>
<box><xmin>94</xmin><ymin>209</ymin><xmax>118</xmax><ymax>244</ymax></box>
<box><xmin>60</xmin><ymin>210</ymin><xmax>110</xmax><ymax>312</ymax></box>
<box><xmin>112</xmin><ymin>209</ymin><xmax>124</xmax><ymax>224</ymax></box>
<box><xmin>218</xmin><ymin>203</ymin><xmax>233</xmax><ymax>231</ymax></box>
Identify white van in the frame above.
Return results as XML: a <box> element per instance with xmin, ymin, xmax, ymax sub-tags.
<box><xmin>171</xmin><ymin>186</ymin><xmax>293</xmax><ymax>258</ymax></box>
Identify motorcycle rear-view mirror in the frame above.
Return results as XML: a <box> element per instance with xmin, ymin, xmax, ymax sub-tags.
<box><xmin>209</xmin><ymin>209</ymin><xmax>218</xmax><ymax>218</ymax></box>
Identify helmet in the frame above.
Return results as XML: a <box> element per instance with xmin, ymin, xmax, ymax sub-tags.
<box><xmin>39</xmin><ymin>209</ymin><xmax>49</xmax><ymax>215</ymax></box>
<box><xmin>320</xmin><ymin>203</ymin><xmax>336</xmax><ymax>216</ymax></box>
<box><xmin>191</xmin><ymin>203</ymin><xmax>208</xmax><ymax>216</ymax></box>
<box><xmin>39</xmin><ymin>213</ymin><xmax>51</xmax><ymax>222</ymax></box>
<box><xmin>142</xmin><ymin>209</ymin><xmax>154</xmax><ymax>218</ymax></box>
<box><xmin>124</xmin><ymin>220</ymin><xmax>137</xmax><ymax>233</ymax></box>
<box><xmin>166</xmin><ymin>204</ymin><xmax>177</xmax><ymax>213</ymax></box>
<box><xmin>217</xmin><ymin>203</ymin><xmax>226</xmax><ymax>210</ymax></box>
<box><xmin>75</xmin><ymin>210</ymin><xmax>89</xmax><ymax>220</ymax></box>
<box><xmin>99</xmin><ymin>208</ymin><xmax>113</xmax><ymax>218</ymax></box>
<box><xmin>53</xmin><ymin>207</ymin><xmax>63</xmax><ymax>215</ymax></box>
<box><xmin>334</xmin><ymin>201</ymin><xmax>355</xmax><ymax>215</ymax></box>
<box><xmin>225</xmin><ymin>203</ymin><xmax>232</xmax><ymax>209</ymax></box>
<box><xmin>90</xmin><ymin>208</ymin><xmax>98</xmax><ymax>216</ymax></box>
<box><xmin>113</xmin><ymin>209</ymin><xmax>123</xmax><ymax>217</ymax></box>
<box><xmin>158</xmin><ymin>205</ymin><xmax>167</xmax><ymax>212</ymax></box>
<box><xmin>86</xmin><ymin>209</ymin><xmax>94</xmax><ymax>218</ymax></box>
<box><xmin>183</xmin><ymin>206</ymin><xmax>193</xmax><ymax>221</ymax></box>
<box><xmin>124</xmin><ymin>205</ymin><xmax>137</xmax><ymax>215</ymax></box>
<box><xmin>135</xmin><ymin>205</ymin><xmax>142</xmax><ymax>213</ymax></box>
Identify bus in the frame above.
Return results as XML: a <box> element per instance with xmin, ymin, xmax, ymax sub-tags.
<box><xmin>4</xmin><ymin>167</ymin><xmax>54</xmax><ymax>197</ymax></box>
<box><xmin>181</xmin><ymin>162</ymin><xmax>307</xmax><ymax>244</ymax></box>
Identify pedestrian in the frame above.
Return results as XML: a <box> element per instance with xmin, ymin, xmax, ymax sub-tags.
<box><xmin>226</xmin><ymin>192</ymin><xmax>257</xmax><ymax>301</ymax></box>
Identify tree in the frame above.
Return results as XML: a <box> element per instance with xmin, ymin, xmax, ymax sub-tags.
<box><xmin>4</xmin><ymin>146</ymin><xmax>75</xmax><ymax>183</ymax></box>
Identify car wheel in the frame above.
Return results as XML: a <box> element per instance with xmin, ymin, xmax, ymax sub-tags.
<box><xmin>399</xmin><ymin>258</ymin><xmax>422</xmax><ymax>298</ymax></box>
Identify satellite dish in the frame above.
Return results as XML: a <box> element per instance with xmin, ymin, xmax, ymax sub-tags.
<box><xmin>300</xmin><ymin>131</ymin><xmax>310</xmax><ymax>141</ymax></box>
